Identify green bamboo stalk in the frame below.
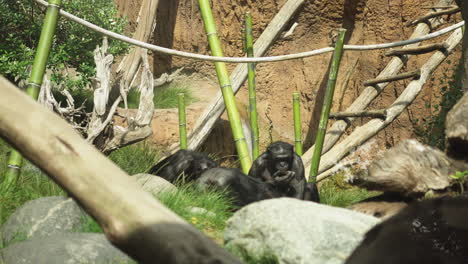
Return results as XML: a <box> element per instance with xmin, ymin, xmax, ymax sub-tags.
<box><xmin>309</xmin><ymin>28</ymin><xmax>346</xmax><ymax>183</ymax></box>
<box><xmin>293</xmin><ymin>92</ymin><xmax>303</xmax><ymax>156</ymax></box>
<box><xmin>198</xmin><ymin>0</ymin><xmax>252</xmax><ymax>173</ymax></box>
<box><xmin>245</xmin><ymin>12</ymin><xmax>260</xmax><ymax>160</ymax></box>
<box><xmin>2</xmin><ymin>0</ymin><xmax>62</xmax><ymax>193</ymax></box>
<box><xmin>178</xmin><ymin>93</ymin><xmax>188</xmax><ymax>150</ymax></box>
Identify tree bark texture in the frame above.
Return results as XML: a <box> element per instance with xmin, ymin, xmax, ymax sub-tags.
<box><xmin>117</xmin><ymin>0</ymin><xmax>160</xmax><ymax>88</ymax></box>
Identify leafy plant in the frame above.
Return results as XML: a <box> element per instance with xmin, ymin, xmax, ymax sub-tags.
<box><xmin>450</xmin><ymin>170</ymin><xmax>468</xmax><ymax>194</ymax></box>
<box><xmin>413</xmin><ymin>62</ymin><xmax>464</xmax><ymax>150</ymax></box>
<box><xmin>0</xmin><ymin>0</ymin><xmax>128</xmax><ymax>89</ymax></box>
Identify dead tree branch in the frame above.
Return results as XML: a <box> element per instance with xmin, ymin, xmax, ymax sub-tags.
<box><xmin>329</xmin><ymin>110</ymin><xmax>387</xmax><ymax>119</ymax></box>
<box><xmin>385</xmin><ymin>43</ymin><xmax>449</xmax><ymax>56</ymax></box>
<box><xmin>363</xmin><ymin>70</ymin><xmax>421</xmax><ymax>87</ymax></box>
<box><xmin>406</xmin><ymin>6</ymin><xmax>461</xmax><ymax>26</ymax></box>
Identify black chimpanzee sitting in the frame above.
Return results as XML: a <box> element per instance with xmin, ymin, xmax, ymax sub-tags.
<box><xmin>196</xmin><ymin>167</ymin><xmax>280</xmax><ymax>207</ymax></box>
<box><xmin>148</xmin><ymin>149</ymin><xmax>218</xmax><ymax>183</ymax></box>
<box><xmin>249</xmin><ymin>141</ymin><xmax>320</xmax><ymax>202</ymax></box>
<box><xmin>345</xmin><ymin>195</ymin><xmax>468</xmax><ymax>264</ymax></box>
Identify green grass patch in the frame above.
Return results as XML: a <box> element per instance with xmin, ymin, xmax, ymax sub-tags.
<box><xmin>0</xmin><ymin>141</ymin><xmax>65</xmax><ymax>227</ymax></box>
<box><xmin>157</xmin><ymin>184</ymin><xmax>235</xmax><ymax>243</ymax></box>
<box><xmin>318</xmin><ymin>171</ymin><xmax>381</xmax><ymax>208</ymax></box>
<box><xmin>108</xmin><ymin>143</ymin><xmax>161</xmax><ymax>175</ymax></box>
<box><xmin>119</xmin><ymin>82</ymin><xmax>198</xmax><ymax>109</ymax></box>
<box><xmin>79</xmin><ymin>183</ymin><xmax>236</xmax><ymax>244</ymax></box>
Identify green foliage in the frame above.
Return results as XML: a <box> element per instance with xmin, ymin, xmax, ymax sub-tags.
<box><xmin>450</xmin><ymin>170</ymin><xmax>468</xmax><ymax>194</ymax></box>
<box><xmin>318</xmin><ymin>171</ymin><xmax>381</xmax><ymax>208</ymax></box>
<box><xmin>226</xmin><ymin>246</ymin><xmax>279</xmax><ymax>264</ymax></box>
<box><xmin>0</xmin><ymin>0</ymin><xmax>128</xmax><ymax>88</ymax></box>
<box><xmin>120</xmin><ymin>83</ymin><xmax>199</xmax><ymax>109</ymax></box>
<box><xmin>80</xmin><ymin>215</ymin><xmax>103</xmax><ymax>234</ymax></box>
<box><xmin>0</xmin><ymin>141</ymin><xmax>64</xmax><ymax>226</ymax></box>
<box><xmin>413</xmin><ymin>61</ymin><xmax>464</xmax><ymax>150</ymax></box>
<box><xmin>108</xmin><ymin>143</ymin><xmax>161</xmax><ymax>176</ymax></box>
<box><xmin>158</xmin><ymin>184</ymin><xmax>235</xmax><ymax>242</ymax></box>
<box><xmin>79</xmin><ymin>183</ymin><xmax>236</xmax><ymax>243</ymax></box>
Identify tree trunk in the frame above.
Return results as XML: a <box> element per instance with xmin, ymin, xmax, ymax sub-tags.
<box><xmin>117</xmin><ymin>0</ymin><xmax>160</xmax><ymax>88</ymax></box>
<box><xmin>455</xmin><ymin>0</ymin><xmax>468</xmax><ymax>93</ymax></box>
<box><xmin>0</xmin><ymin>76</ymin><xmax>242</xmax><ymax>264</ymax></box>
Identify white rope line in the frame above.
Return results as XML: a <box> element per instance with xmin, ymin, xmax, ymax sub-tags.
<box><xmin>34</xmin><ymin>0</ymin><xmax>465</xmax><ymax>63</ymax></box>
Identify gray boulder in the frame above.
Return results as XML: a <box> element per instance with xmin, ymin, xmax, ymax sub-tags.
<box><xmin>0</xmin><ymin>233</ymin><xmax>134</xmax><ymax>264</ymax></box>
<box><xmin>1</xmin><ymin>196</ymin><xmax>86</xmax><ymax>245</ymax></box>
<box><xmin>131</xmin><ymin>173</ymin><xmax>177</xmax><ymax>196</ymax></box>
<box><xmin>224</xmin><ymin>198</ymin><xmax>380</xmax><ymax>264</ymax></box>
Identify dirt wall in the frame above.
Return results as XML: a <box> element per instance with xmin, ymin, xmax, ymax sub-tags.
<box><xmin>114</xmin><ymin>0</ymin><xmax>462</xmax><ymax>158</ymax></box>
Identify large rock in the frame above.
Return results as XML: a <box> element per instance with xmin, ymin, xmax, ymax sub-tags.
<box><xmin>0</xmin><ymin>233</ymin><xmax>134</xmax><ymax>264</ymax></box>
<box><xmin>224</xmin><ymin>198</ymin><xmax>379</xmax><ymax>264</ymax></box>
<box><xmin>1</xmin><ymin>196</ymin><xmax>86</xmax><ymax>245</ymax></box>
<box><xmin>130</xmin><ymin>173</ymin><xmax>177</xmax><ymax>196</ymax></box>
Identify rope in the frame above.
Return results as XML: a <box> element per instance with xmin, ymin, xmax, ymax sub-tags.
<box><xmin>34</xmin><ymin>0</ymin><xmax>465</xmax><ymax>63</ymax></box>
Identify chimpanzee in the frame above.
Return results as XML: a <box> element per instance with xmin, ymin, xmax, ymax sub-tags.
<box><xmin>148</xmin><ymin>149</ymin><xmax>218</xmax><ymax>183</ymax></box>
<box><xmin>345</xmin><ymin>195</ymin><xmax>468</xmax><ymax>264</ymax></box>
<box><xmin>249</xmin><ymin>141</ymin><xmax>320</xmax><ymax>202</ymax></box>
<box><xmin>196</xmin><ymin>167</ymin><xmax>280</xmax><ymax>207</ymax></box>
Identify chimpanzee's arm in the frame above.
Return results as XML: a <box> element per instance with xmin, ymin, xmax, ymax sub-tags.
<box><xmin>289</xmin><ymin>153</ymin><xmax>307</xmax><ymax>199</ymax></box>
<box><xmin>248</xmin><ymin>153</ymin><xmax>274</xmax><ymax>183</ymax></box>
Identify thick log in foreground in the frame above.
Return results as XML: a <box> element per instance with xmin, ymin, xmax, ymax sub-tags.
<box><xmin>0</xmin><ymin>76</ymin><xmax>242</xmax><ymax>264</ymax></box>
<box><xmin>446</xmin><ymin>92</ymin><xmax>468</xmax><ymax>160</ymax></box>
<box><xmin>384</xmin><ymin>43</ymin><xmax>449</xmax><ymax>57</ymax></box>
<box><xmin>348</xmin><ymin>139</ymin><xmax>468</xmax><ymax>197</ymax></box>
<box><xmin>363</xmin><ymin>70</ymin><xmax>421</xmax><ymax>87</ymax></box>
<box><xmin>301</xmin><ymin>0</ymin><xmax>454</xmax><ymax>170</ymax></box>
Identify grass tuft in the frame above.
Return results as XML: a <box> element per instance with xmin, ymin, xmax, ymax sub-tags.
<box><xmin>318</xmin><ymin>171</ymin><xmax>381</xmax><ymax>208</ymax></box>
<box><xmin>108</xmin><ymin>142</ymin><xmax>161</xmax><ymax>175</ymax></box>
<box><xmin>118</xmin><ymin>82</ymin><xmax>198</xmax><ymax>109</ymax></box>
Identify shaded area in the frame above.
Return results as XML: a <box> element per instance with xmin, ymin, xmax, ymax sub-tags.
<box><xmin>152</xmin><ymin>0</ymin><xmax>180</xmax><ymax>76</ymax></box>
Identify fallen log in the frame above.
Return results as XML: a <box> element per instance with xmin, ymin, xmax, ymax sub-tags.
<box><xmin>0</xmin><ymin>76</ymin><xmax>242</xmax><ymax>264</ymax></box>
<box><xmin>446</xmin><ymin>92</ymin><xmax>468</xmax><ymax>160</ymax></box>
<box><xmin>347</xmin><ymin>139</ymin><xmax>468</xmax><ymax>197</ymax></box>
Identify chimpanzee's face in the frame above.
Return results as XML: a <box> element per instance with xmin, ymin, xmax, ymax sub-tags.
<box><xmin>267</xmin><ymin>142</ymin><xmax>294</xmax><ymax>173</ymax></box>
<box><xmin>191</xmin><ymin>158</ymin><xmax>218</xmax><ymax>177</ymax></box>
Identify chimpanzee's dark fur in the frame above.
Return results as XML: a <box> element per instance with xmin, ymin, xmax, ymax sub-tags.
<box><xmin>249</xmin><ymin>141</ymin><xmax>320</xmax><ymax>202</ymax></box>
<box><xmin>148</xmin><ymin>149</ymin><xmax>218</xmax><ymax>183</ymax></box>
<box><xmin>196</xmin><ymin>167</ymin><xmax>280</xmax><ymax>207</ymax></box>
<box><xmin>345</xmin><ymin>196</ymin><xmax>468</xmax><ymax>264</ymax></box>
